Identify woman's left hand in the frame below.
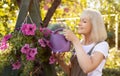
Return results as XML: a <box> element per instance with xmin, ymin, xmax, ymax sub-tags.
<box><xmin>63</xmin><ymin>29</ymin><xmax>78</xmax><ymax>42</ymax></box>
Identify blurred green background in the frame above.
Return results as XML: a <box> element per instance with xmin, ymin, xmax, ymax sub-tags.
<box><xmin>0</xmin><ymin>0</ymin><xmax>120</xmax><ymax>76</ymax></box>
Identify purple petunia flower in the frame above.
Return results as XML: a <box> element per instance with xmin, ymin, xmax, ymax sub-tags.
<box><xmin>21</xmin><ymin>24</ymin><xmax>36</xmax><ymax>36</ymax></box>
<box><xmin>21</xmin><ymin>44</ymin><xmax>30</xmax><ymax>54</ymax></box>
<box><xmin>38</xmin><ymin>39</ymin><xmax>46</xmax><ymax>47</ymax></box>
<box><xmin>12</xmin><ymin>60</ymin><xmax>21</xmax><ymax>70</ymax></box>
<box><xmin>49</xmin><ymin>55</ymin><xmax>56</xmax><ymax>64</ymax></box>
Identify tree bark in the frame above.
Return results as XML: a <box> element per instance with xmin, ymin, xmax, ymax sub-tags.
<box><xmin>43</xmin><ymin>0</ymin><xmax>61</xmax><ymax>27</ymax></box>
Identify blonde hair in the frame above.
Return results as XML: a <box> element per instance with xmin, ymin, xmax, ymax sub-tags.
<box><xmin>81</xmin><ymin>8</ymin><xmax>107</xmax><ymax>42</ymax></box>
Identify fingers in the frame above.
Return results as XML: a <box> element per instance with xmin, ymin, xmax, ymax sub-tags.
<box><xmin>51</xmin><ymin>51</ymin><xmax>65</xmax><ymax>60</ymax></box>
<box><xmin>63</xmin><ymin>29</ymin><xmax>70</xmax><ymax>40</ymax></box>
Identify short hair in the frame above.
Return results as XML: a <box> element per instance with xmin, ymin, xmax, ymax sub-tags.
<box><xmin>80</xmin><ymin>8</ymin><xmax>107</xmax><ymax>42</ymax></box>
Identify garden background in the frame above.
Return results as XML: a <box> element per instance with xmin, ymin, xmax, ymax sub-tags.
<box><xmin>0</xmin><ymin>0</ymin><xmax>120</xmax><ymax>76</ymax></box>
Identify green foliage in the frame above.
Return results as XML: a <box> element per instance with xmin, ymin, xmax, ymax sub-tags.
<box><xmin>0</xmin><ymin>0</ymin><xmax>18</xmax><ymax>36</ymax></box>
<box><xmin>99</xmin><ymin>0</ymin><xmax>120</xmax><ymax>47</ymax></box>
<box><xmin>105</xmin><ymin>48</ymin><xmax>120</xmax><ymax>69</ymax></box>
<box><xmin>103</xmin><ymin>68</ymin><xmax>120</xmax><ymax>76</ymax></box>
<box><xmin>103</xmin><ymin>48</ymin><xmax>120</xmax><ymax>76</ymax></box>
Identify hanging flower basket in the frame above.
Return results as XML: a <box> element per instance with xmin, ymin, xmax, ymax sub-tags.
<box><xmin>0</xmin><ymin>14</ymin><xmax>56</xmax><ymax>71</ymax></box>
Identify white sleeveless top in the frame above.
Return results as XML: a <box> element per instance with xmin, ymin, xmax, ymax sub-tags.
<box><xmin>82</xmin><ymin>41</ymin><xmax>109</xmax><ymax>76</ymax></box>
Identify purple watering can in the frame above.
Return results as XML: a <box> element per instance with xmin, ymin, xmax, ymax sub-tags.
<box><xmin>50</xmin><ymin>28</ymin><xmax>71</xmax><ymax>53</ymax></box>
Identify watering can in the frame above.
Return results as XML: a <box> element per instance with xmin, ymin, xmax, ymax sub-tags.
<box><xmin>49</xmin><ymin>28</ymin><xmax>71</xmax><ymax>53</ymax></box>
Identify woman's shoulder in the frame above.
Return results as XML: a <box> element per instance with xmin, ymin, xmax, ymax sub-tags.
<box><xmin>96</xmin><ymin>41</ymin><xmax>109</xmax><ymax>48</ymax></box>
<box><xmin>93</xmin><ymin>41</ymin><xmax>109</xmax><ymax>58</ymax></box>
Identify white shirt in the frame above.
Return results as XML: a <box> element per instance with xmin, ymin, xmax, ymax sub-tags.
<box><xmin>82</xmin><ymin>41</ymin><xmax>109</xmax><ymax>76</ymax></box>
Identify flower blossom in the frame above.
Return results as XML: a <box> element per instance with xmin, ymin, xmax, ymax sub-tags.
<box><xmin>44</xmin><ymin>5</ymin><xmax>49</xmax><ymax>10</ymax></box>
<box><xmin>0</xmin><ymin>41</ymin><xmax>8</xmax><ymax>50</ymax></box>
<box><xmin>26</xmin><ymin>54</ymin><xmax>35</xmax><ymax>61</ymax></box>
<box><xmin>38</xmin><ymin>39</ymin><xmax>46</xmax><ymax>47</ymax></box>
<box><xmin>12</xmin><ymin>60</ymin><xmax>21</xmax><ymax>70</ymax></box>
<box><xmin>26</xmin><ymin>48</ymin><xmax>37</xmax><ymax>61</ymax></box>
<box><xmin>21</xmin><ymin>24</ymin><xmax>36</xmax><ymax>35</ymax></box>
<box><xmin>44</xmin><ymin>39</ymin><xmax>51</xmax><ymax>48</ymax></box>
<box><xmin>39</xmin><ymin>27</ymin><xmax>52</xmax><ymax>37</ymax></box>
<box><xmin>49</xmin><ymin>55</ymin><xmax>56</xmax><ymax>64</ymax></box>
<box><xmin>2</xmin><ymin>34</ymin><xmax>12</xmax><ymax>41</ymax></box>
<box><xmin>29</xmin><ymin>48</ymin><xmax>37</xmax><ymax>57</ymax></box>
<box><xmin>21</xmin><ymin>44</ymin><xmax>30</xmax><ymax>54</ymax></box>
<box><xmin>64</xmin><ymin>7</ymin><xmax>69</xmax><ymax>13</ymax></box>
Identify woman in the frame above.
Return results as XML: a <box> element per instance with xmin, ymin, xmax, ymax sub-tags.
<box><xmin>55</xmin><ymin>8</ymin><xmax>109</xmax><ymax>76</ymax></box>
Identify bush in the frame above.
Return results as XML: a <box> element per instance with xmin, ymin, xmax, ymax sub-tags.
<box><xmin>103</xmin><ymin>47</ymin><xmax>120</xmax><ymax>76</ymax></box>
<box><xmin>103</xmin><ymin>68</ymin><xmax>120</xmax><ymax>76</ymax></box>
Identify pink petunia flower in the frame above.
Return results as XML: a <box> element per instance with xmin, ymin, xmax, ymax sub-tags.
<box><xmin>2</xmin><ymin>34</ymin><xmax>12</xmax><ymax>41</ymax></box>
<box><xmin>49</xmin><ymin>55</ymin><xmax>56</xmax><ymax>64</ymax></box>
<box><xmin>39</xmin><ymin>27</ymin><xmax>52</xmax><ymax>37</ymax></box>
<box><xmin>44</xmin><ymin>5</ymin><xmax>49</xmax><ymax>10</ymax></box>
<box><xmin>64</xmin><ymin>7</ymin><xmax>69</xmax><ymax>13</ymax></box>
<box><xmin>26</xmin><ymin>48</ymin><xmax>37</xmax><ymax>61</ymax></box>
<box><xmin>21</xmin><ymin>24</ymin><xmax>36</xmax><ymax>36</ymax></box>
<box><xmin>12</xmin><ymin>60</ymin><xmax>21</xmax><ymax>70</ymax></box>
<box><xmin>39</xmin><ymin>26</ymin><xmax>43</xmax><ymax>32</ymax></box>
<box><xmin>26</xmin><ymin>54</ymin><xmax>35</xmax><ymax>61</ymax></box>
<box><xmin>42</xmin><ymin>28</ymin><xmax>52</xmax><ymax>37</ymax></box>
<box><xmin>29</xmin><ymin>48</ymin><xmax>37</xmax><ymax>57</ymax></box>
<box><xmin>21</xmin><ymin>24</ymin><xmax>28</xmax><ymax>35</ymax></box>
<box><xmin>21</xmin><ymin>44</ymin><xmax>30</xmax><ymax>54</ymax></box>
<box><xmin>38</xmin><ymin>39</ymin><xmax>46</xmax><ymax>47</ymax></box>
<box><xmin>0</xmin><ymin>41</ymin><xmax>8</xmax><ymax>50</ymax></box>
<box><xmin>44</xmin><ymin>39</ymin><xmax>51</xmax><ymax>48</ymax></box>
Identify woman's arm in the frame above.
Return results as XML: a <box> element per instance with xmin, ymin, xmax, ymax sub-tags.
<box><xmin>73</xmin><ymin>40</ymin><xmax>104</xmax><ymax>73</ymax></box>
<box><xmin>63</xmin><ymin>29</ymin><xmax>105</xmax><ymax>73</ymax></box>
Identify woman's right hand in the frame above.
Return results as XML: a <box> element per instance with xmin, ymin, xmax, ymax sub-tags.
<box><xmin>52</xmin><ymin>52</ymin><xmax>65</xmax><ymax>62</ymax></box>
<box><xmin>52</xmin><ymin>52</ymin><xmax>71</xmax><ymax>76</ymax></box>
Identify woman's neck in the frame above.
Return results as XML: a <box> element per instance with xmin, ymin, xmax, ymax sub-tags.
<box><xmin>81</xmin><ymin>35</ymin><xmax>93</xmax><ymax>45</ymax></box>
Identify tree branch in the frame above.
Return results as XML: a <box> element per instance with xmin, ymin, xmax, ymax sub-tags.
<box><xmin>43</xmin><ymin>0</ymin><xmax>61</xmax><ymax>27</ymax></box>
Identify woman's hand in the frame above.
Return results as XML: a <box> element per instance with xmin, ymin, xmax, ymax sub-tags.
<box><xmin>52</xmin><ymin>52</ymin><xmax>71</xmax><ymax>75</ymax></box>
<box><xmin>52</xmin><ymin>52</ymin><xmax>65</xmax><ymax>62</ymax></box>
<box><xmin>63</xmin><ymin>29</ymin><xmax>78</xmax><ymax>42</ymax></box>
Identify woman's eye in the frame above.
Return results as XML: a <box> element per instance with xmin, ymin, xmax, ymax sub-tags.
<box><xmin>83</xmin><ymin>20</ymin><xmax>87</xmax><ymax>23</ymax></box>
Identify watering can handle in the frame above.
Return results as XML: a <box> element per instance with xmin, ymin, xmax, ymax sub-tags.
<box><xmin>54</xmin><ymin>28</ymin><xmax>64</xmax><ymax>34</ymax></box>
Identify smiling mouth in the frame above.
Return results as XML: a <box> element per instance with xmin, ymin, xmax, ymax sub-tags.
<box><xmin>78</xmin><ymin>27</ymin><xmax>83</xmax><ymax>29</ymax></box>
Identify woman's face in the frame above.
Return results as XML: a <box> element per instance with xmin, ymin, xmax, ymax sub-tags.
<box><xmin>78</xmin><ymin>15</ymin><xmax>92</xmax><ymax>36</ymax></box>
